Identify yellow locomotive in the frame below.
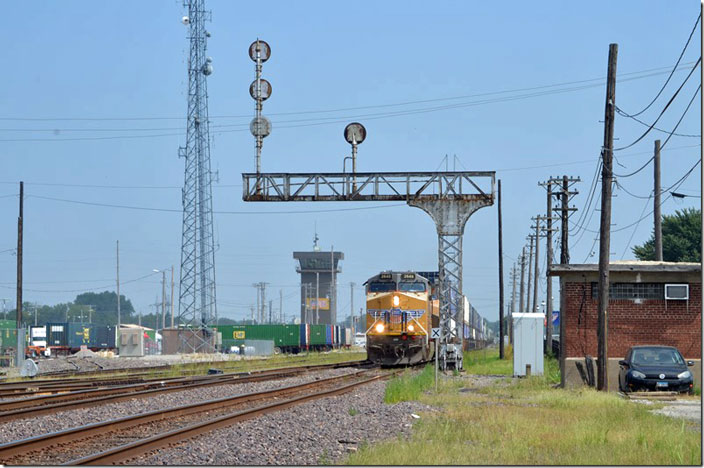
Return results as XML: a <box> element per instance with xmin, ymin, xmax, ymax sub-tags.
<box><xmin>364</xmin><ymin>271</ymin><xmax>439</xmax><ymax>366</ymax></box>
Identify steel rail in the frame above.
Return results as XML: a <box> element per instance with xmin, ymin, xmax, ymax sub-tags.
<box><xmin>68</xmin><ymin>373</ymin><xmax>387</xmax><ymax>466</ymax></box>
<box><xmin>0</xmin><ymin>370</ymin><xmax>378</xmax><ymax>463</ymax></box>
<box><xmin>0</xmin><ymin>361</ymin><xmax>371</xmax><ymax>421</ymax></box>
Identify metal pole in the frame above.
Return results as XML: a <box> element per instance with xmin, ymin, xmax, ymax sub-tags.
<box><xmin>331</xmin><ymin>245</ymin><xmax>335</xmax><ymax>324</ymax></box>
<box><xmin>279</xmin><ymin>289</ymin><xmax>283</xmax><ymax>323</ymax></box>
<box><xmin>597</xmin><ymin>43</ymin><xmax>618</xmax><ymax>392</ymax></box>
<box><xmin>435</xmin><ymin>337</ymin><xmax>439</xmax><ymax>392</ymax></box>
<box><xmin>498</xmin><ymin>180</ymin><xmax>505</xmax><ymax>359</ymax></box>
<box><xmin>654</xmin><ymin>139</ymin><xmax>663</xmax><ymax>261</ymax></box>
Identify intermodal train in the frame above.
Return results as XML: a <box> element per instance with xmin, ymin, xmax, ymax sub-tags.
<box><xmin>214</xmin><ymin>324</ymin><xmax>354</xmax><ymax>354</ymax></box>
<box><xmin>364</xmin><ymin>271</ymin><xmax>492</xmax><ymax>366</ymax></box>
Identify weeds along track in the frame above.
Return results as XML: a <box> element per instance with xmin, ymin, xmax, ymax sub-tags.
<box><xmin>0</xmin><ymin>361</ymin><xmax>373</xmax><ymax>421</ymax></box>
<box><xmin>0</xmin><ymin>369</ymin><xmax>391</xmax><ymax>466</ymax></box>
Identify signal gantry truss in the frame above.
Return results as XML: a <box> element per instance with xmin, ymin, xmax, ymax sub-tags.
<box><xmin>243</xmin><ymin>171</ymin><xmax>495</xmax><ymax>370</ymax></box>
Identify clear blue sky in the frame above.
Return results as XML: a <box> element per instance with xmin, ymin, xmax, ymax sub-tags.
<box><xmin>0</xmin><ymin>1</ymin><xmax>700</xmax><ymax>323</ymax></box>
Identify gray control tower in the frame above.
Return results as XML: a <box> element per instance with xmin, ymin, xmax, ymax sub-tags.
<box><xmin>293</xmin><ymin>234</ymin><xmax>343</xmax><ymax>325</ymax></box>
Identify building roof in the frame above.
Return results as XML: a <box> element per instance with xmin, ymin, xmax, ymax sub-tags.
<box><xmin>549</xmin><ymin>261</ymin><xmax>701</xmax><ymax>276</ymax></box>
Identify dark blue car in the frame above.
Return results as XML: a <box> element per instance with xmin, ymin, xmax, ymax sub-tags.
<box><xmin>618</xmin><ymin>345</ymin><xmax>694</xmax><ymax>394</ymax></box>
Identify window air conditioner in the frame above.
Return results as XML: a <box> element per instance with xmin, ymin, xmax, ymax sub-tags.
<box><xmin>664</xmin><ymin>284</ymin><xmax>689</xmax><ymax>300</ymax></box>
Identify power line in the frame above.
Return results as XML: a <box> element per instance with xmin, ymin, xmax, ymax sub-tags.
<box><xmin>0</xmin><ymin>62</ymin><xmax>694</xmax><ymax>123</ymax></box>
<box><xmin>620</xmin><ymin>194</ymin><xmax>653</xmax><ymax>259</ymax></box>
<box><xmin>0</xmin><ymin>66</ymin><xmax>697</xmax><ymax>142</ymax></box>
<box><xmin>613</xmin><ymin>57</ymin><xmax>700</xmax><ymax>152</ymax></box>
<box><xmin>614</xmin><ymin>84</ymin><xmax>701</xmax><ymax>177</ymax></box>
<box><xmin>0</xmin><ymin>271</ymin><xmax>160</xmax><ymax>294</ymax></box>
<box><xmin>27</xmin><ymin>194</ymin><xmax>408</xmax><ymax>214</ymax></box>
<box><xmin>622</xmin><ymin>13</ymin><xmax>700</xmax><ymax>118</ymax></box>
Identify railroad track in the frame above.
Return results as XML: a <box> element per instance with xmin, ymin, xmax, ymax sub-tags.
<box><xmin>0</xmin><ymin>361</ymin><xmax>372</xmax><ymax>421</ymax></box>
<box><xmin>0</xmin><ymin>368</ymin><xmax>391</xmax><ymax>466</ymax></box>
<box><xmin>0</xmin><ymin>359</ymin><xmax>371</xmax><ymax>398</ymax></box>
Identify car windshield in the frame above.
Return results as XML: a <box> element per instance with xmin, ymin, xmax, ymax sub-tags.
<box><xmin>368</xmin><ymin>282</ymin><xmax>396</xmax><ymax>292</ymax></box>
<box><xmin>398</xmin><ymin>281</ymin><xmax>426</xmax><ymax>292</ymax></box>
<box><xmin>631</xmin><ymin>348</ymin><xmax>685</xmax><ymax>367</ymax></box>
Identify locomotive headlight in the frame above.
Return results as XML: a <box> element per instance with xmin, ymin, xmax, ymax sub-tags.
<box><xmin>375</xmin><ymin>323</ymin><xmax>385</xmax><ymax>333</ymax></box>
<box><xmin>392</xmin><ymin>295</ymin><xmax>400</xmax><ymax>307</ymax></box>
<box><xmin>407</xmin><ymin>324</ymin><xmax>415</xmax><ymax>332</ymax></box>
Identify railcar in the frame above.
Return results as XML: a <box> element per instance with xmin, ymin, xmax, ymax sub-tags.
<box><xmin>364</xmin><ymin>271</ymin><xmax>439</xmax><ymax>366</ymax></box>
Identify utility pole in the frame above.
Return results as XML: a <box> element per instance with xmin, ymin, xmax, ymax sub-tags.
<box><xmin>261</xmin><ymin>283</ymin><xmax>267</xmax><ymax>324</ymax></box>
<box><xmin>654</xmin><ymin>139</ymin><xmax>663</xmax><ymax>261</ymax></box>
<box><xmin>161</xmin><ymin>270</ymin><xmax>166</xmax><ymax>330</ymax></box>
<box><xmin>279</xmin><ymin>289</ymin><xmax>283</xmax><ymax>323</ymax></box>
<box><xmin>349</xmin><ymin>282</ymin><xmax>355</xmax><ymax>328</ymax></box>
<box><xmin>170</xmin><ymin>266</ymin><xmax>175</xmax><ymax>328</ymax></box>
<box><xmin>526</xmin><ymin>235</ymin><xmax>534</xmax><ymax>314</ymax></box>
<box><xmin>315</xmin><ymin>272</ymin><xmax>320</xmax><ymax>325</ymax></box>
<box><xmin>539</xmin><ymin>180</ymin><xmax>557</xmax><ymax>354</ymax></box>
<box><xmin>519</xmin><ymin>247</ymin><xmax>526</xmax><ymax>312</ymax></box>
<box><xmin>497</xmin><ymin>180</ymin><xmax>505</xmax><ymax>359</ymax></box>
<box><xmin>531</xmin><ymin>217</ymin><xmax>541</xmax><ymax>313</ymax></box>
<box><xmin>116</xmin><ymin>240</ymin><xmax>121</xmax><ymax>329</ymax></box>
<box><xmin>16</xmin><ymin>181</ymin><xmax>23</xmax><ymax>367</ymax></box>
<box><xmin>252</xmin><ymin>283</ymin><xmax>261</xmax><ymax>323</ymax></box>
<box><xmin>268</xmin><ymin>300</ymin><xmax>272</xmax><ymax>324</ymax></box>
<box><xmin>597</xmin><ymin>43</ymin><xmax>618</xmax><ymax>392</ymax></box>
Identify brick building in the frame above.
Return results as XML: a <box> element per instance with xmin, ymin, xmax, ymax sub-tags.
<box><xmin>549</xmin><ymin>261</ymin><xmax>701</xmax><ymax>391</ymax></box>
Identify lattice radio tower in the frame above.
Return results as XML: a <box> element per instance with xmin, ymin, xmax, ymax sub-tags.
<box><xmin>177</xmin><ymin>0</ymin><xmax>217</xmax><ymax>342</ymax></box>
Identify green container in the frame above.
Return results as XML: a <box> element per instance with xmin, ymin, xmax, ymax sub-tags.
<box><xmin>0</xmin><ymin>327</ymin><xmax>18</xmax><ymax>352</ymax></box>
<box><xmin>0</xmin><ymin>319</ymin><xmax>16</xmax><ymax>330</ymax></box>
<box><xmin>309</xmin><ymin>324</ymin><xmax>327</xmax><ymax>346</ymax></box>
<box><xmin>216</xmin><ymin>324</ymin><xmax>301</xmax><ymax>351</ymax></box>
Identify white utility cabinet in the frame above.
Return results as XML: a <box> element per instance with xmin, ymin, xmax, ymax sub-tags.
<box><xmin>512</xmin><ymin>313</ymin><xmax>544</xmax><ymax>376</ymax></box>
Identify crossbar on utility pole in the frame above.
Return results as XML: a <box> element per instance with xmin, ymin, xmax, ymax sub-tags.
<box><xmin>597</xmin><ymin>43</ymin><xmax>618</xmax><ymax>392</ymax></box>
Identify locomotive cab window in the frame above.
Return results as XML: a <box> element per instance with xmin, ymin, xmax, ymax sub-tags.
<box><xmin>398</xmin><ymin>281</ymin><xmax>426</xmax><ymax>292</ymax></box>
<box><xmin>368</xmin><ymin>281</ymin><xmax>396</xmax><ymax>292</ymax></box>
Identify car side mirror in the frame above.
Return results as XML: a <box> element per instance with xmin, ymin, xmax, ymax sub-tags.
<box><xmin>618</xmin><ymin>360</ymin><xmax>628</xmax><ymax>367</ymax></box>
<box><xmin>687</xmin><ymin>361</ymin><xmax>694</xmax><ymax>367</ymax></box>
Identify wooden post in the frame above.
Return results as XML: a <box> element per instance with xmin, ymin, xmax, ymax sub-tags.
<box><xmin>532</xmin><ymin>219</ymin><xmax>540</xmax><ymax>313</ymax></box>
<box><xmin>597</xmin><ymin>43</ymin><xmax>618</xmax><ymax>391</ymax></box>
<box><xmin>519</xmin><ymin>247</ymin><xmax>526</xmax><ymax>313</ymax></box>
<box><xmin>16</xmin><ymin>181</ymin><xmax>23</xmax><ymax>367</ymax></box>
<box><xmin>498</xmin><ymin>180</ymin><xmax>505</xmax><ymax>359</ymax></box>
<box><xmin>654</xmin><ymin>140</ymin><xmax>662</xmax><ymax>261</ymax></box>
<box><xmin>546</xmin><ymin>183</ymin><xmax>554</xmax><ymax>354</ymax></box>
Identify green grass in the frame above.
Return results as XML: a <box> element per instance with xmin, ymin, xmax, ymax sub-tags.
<box><xmin>463</xmin><ymin>346</ymin><xmax>560</xmax><ymax>385</ymax></box>
<box><xmin>384</xmin><ymin>365</ymin><xmax>435</xmax><ymax>403</ymax></box>
<box><xmin>345</xmin><ymin>347</ymin><xmax>701</xmax><ymax>466</ymax></box>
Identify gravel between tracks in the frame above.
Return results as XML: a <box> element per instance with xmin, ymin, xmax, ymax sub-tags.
<box><xmin>129</xmin><ymin>379</ymin><xmax>433</xmax><ymax>466</ymax></box>
<box><xmin>0</xmin><ymin>368</ymin><xmax>362</xmax><ymax>444</ymax></box>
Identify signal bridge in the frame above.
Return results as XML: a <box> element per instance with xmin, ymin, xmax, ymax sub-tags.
<box><xmin>242</xmin><ymin>170</ymin><xmax>495</xmax><ymax>370</ymax></box>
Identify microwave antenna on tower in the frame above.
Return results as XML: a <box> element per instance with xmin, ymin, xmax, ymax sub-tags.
<box><xmin>177</xmin><ymin>0</ymin><xmax>218</xmax><ymax>351</ymax></box>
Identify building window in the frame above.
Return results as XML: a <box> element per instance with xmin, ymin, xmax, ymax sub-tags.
<box><xmin>590</xmin><ymin>282</ymin><xmax>666</xmax><ymax>300</ymax></box>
